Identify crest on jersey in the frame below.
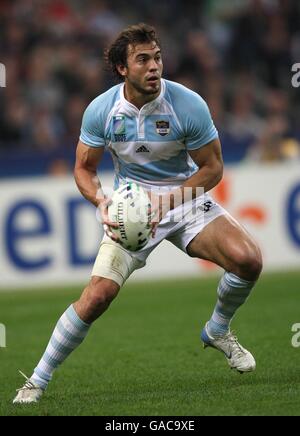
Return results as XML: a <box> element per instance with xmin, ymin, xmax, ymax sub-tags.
<box><xmin>156</xmin><ymin>120</ymin><xmax>170</xmax><ymax>136</ymax></box>
<box><xmin>113</xmin><ymin>115</ymin><xmax>126</xmax><ymax>142</ymax></box>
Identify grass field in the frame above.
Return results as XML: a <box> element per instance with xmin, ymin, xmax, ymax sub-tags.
<box><xmin>0</xmin><ymin>270</ymin><xmax>299</xmax><ymax>416</ymax></box>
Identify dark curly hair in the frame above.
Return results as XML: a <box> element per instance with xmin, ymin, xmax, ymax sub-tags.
<box><xmin>105</xmin><ymin>23</ymin><xmax>161</xmax><ymax>81</ymax></box>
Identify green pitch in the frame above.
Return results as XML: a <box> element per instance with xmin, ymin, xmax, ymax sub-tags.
<box><xmin>0</xmin><ymin>271</ymin><xmax>299</xmax><ymax>416</ymax></box>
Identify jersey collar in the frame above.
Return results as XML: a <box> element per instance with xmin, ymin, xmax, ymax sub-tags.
<box><xmin>120</xmin><ymin>79</ymin><xmax>165</xmax><ymax>116</ymax></box>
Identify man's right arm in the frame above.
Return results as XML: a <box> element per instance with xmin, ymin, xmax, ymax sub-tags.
<box><xmin>74</xmin><ymin>140</ymin><xmax>119</xmax><ymax>238</ymax></box>
<box><xmin>74</xmin><ymin>140</ymin><xmax>105</xmax><ymax>207</ymax></box>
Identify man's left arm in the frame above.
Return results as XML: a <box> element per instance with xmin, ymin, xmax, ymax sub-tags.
<box><xmin>162</xmin><ymin>138</ymin><xmax>223</xmax><ymax>208</ymax></box>
<box><xmin>150</xmin><ymin>138</ymin><xmax>223</xmax><ymax>232</ymax></box>
<box><xmin>175</xmin><ymin>137</ymin><xmax>223</xmax><ymax>206</ymax></box>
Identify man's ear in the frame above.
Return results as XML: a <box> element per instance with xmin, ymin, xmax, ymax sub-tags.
<box><xmin>116</xmin><ymin>64</ymin><xmax>127</xmax><ymax>78</ymax></box>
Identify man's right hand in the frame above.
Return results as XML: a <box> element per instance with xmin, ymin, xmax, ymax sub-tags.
<box><xmin>97</xmin><ymin>197</ymin><xmax>120</xmax><ymax>242</ymax></box>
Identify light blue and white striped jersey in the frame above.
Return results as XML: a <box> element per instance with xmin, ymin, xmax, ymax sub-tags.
<box><xmin>80</xmin><ymin>79</ymin><xmax>218</xmax><ymax>189</ymax></box>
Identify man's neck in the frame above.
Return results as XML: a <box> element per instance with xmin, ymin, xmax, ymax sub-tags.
<box><xmin>124</xmin><ymin>82</ymin><xmax>161</xmax><ymax>110</ymax></box>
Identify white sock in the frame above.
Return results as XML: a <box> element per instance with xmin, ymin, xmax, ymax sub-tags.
<box><xmin>207</xmin><ymin>272</ymin><xmax>256</xmax><ymax>337</ymax></box>
<box><xmin>31</xmin><ymin>305</ymin><xmax>90</xmax><ymax>389</ymax></box>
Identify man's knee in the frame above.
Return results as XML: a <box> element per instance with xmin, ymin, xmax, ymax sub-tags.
<box><xmin>88</xmin><ymin>276</ymin><xmax>120</xmax><ymax>308</ymax></box>
<box><xmin>75</xmin><ymin>277</ymin><xmax>120</xmax><ymax>323</ymax></box>
<box><xmin>232</xmin><ymin>243</ymin><xmax>263</xmax><ymax>281</ymax></box>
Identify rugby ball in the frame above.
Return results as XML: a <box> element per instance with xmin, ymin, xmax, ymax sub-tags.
<box><xmin>108</xmin><ymin>182</ymin><xmax>152</xmax><ymax>251</ymax></box>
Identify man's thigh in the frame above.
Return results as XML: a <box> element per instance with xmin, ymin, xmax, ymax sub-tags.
<box><xmin>167</xmin><ymin>196</ymin><xmax>226</xmax><ymax>254</ymax></box>
<box><xmin>186</xmin><ymin>213</ymin><xmax>262</xmax><ymax>276</ymax></box>
<box><xmin>91</xmin><ymin>229</ymin><xmax>167</xmax><ymax>287</ymax></box>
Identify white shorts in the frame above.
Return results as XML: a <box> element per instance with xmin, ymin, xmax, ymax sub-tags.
<box><xmin>92</xmin><ymin>193</ymin><xmax>227</xmax><ymax>282</ymax></box>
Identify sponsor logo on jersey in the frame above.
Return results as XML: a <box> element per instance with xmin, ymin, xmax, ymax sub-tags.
<box><xmin>156</xmin><ymin>120</ymin><xmax>170</xmax><ymax>136</ymax></box>
<box><xmin>136</xmin><ymin>145</ymin><xmax>150</xmax><ymax>153</ymax></box>
<box><xmin>113</xmin><ymin>115</ymin><xmax>127</xmax><ymax>142</ymax></box>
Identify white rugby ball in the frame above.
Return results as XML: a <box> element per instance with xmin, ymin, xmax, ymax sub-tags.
<box><xmin>108</xmin><ymin>182</ymin><xmax>152</xmax><ymax>251</ymax></box>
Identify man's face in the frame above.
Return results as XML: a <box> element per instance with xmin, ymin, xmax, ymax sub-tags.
<box><xmin>119</xmin><ymin>42</ymin><xmax>163</xmax><ymax>96</ymax></box>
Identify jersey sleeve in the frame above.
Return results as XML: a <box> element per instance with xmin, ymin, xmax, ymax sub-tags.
<box><xmin>184</xmin><ymin>94</ymin><xmax>218</xmax><ymax>151</ymax></box>
<box><xmin>79</xmin><ymin>98</ymin><xmax>106</xmax><ymax>147</ymax></box>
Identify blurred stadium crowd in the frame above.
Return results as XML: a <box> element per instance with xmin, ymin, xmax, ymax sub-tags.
<box><xmin>0</xmin><ymin>0</ymin><xmax>300</xmax><ymax>177</ymax></box>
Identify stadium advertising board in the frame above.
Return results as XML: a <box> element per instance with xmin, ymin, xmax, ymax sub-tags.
<box><xmin>0</xmin><ymin>164</ymin><xmax>299</xmax><ymax>290</ymax></box>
